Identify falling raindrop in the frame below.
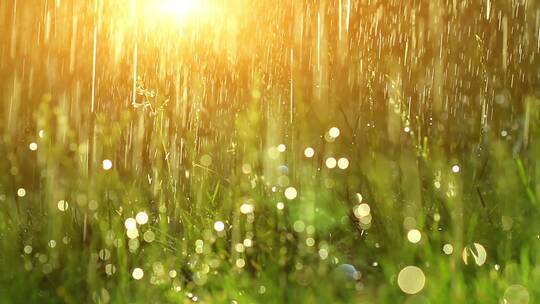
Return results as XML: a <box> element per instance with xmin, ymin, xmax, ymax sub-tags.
<box><xmin>17</xmin><ymin>188</ymin><xmax>26</xmax><ymax>197</ymax></box>
<box><xmin>102</xmin><ymin>159</ymin><xmax>113</xmax><ymax>170</ymax></box>
<box><xmin>136</xmin><ymin>212</ymin><xmax>149</xmax><ymax>225</ymax></box>
<box><xmin>397</xmin><ymin>266</ymin><xmax>426</xmax><ymax>294</ymax></box>
<box><xmin>337</xmin><ymin>158</ymin><xmax>349</xmax><ymax>169</ymax></box>
<box><xmin>57</xmin><ymin>200</ymin><xmax>69</xmax><ymax>211</ymax></box>
<box><xmin>407</xmin><ymin>229</ymin><xmax>422</xmax><ymax>244</ymax></box>
<box><xmin>124</xmin><ymin>218</ymin><xmax>137</xmax><ymax>230</ymax></box>
<box><xmin>214</xmin><ymin>221</ymin><xmax>225</xmax><ymax>232</ymax></box>
<box><xmin>503</xmin><ymin>285</ymin><xmax>530</xmax><ymax>304</ymax></box>
<box><xmin>284</xmin><ymin>187</ymin><xmax>297</xmax><ymax>200</ymax></box>
<box><xmin>240</xmin><ymin>203</ymin><xmax>254</xmax><ymax>214</ymax></box>
<box><xmin>132</xmin><ymin>268</ymin><xmax>144</xmax><ymax>280</ymax></box>
<box><xmin>304</xmin><ymin>147</ymin><xmax>315</xmax><ymax>158</ymax></box>
<box><xmin>325</xmin><ymin>157</ymin><xmax>337</xmax><ymax>169</ymax></box>
<box><xmin>328</xmin><ymin>127</ymin><xmax>340</xmax><ymax>138</ymax></box>
<box><xmin>462</xmin><ymin>243</ymin><xmax>487</xmax><ymax>266</ymax></box>
<box><xmin>354</xmin><ymin>204</ymin><xmax>370</xmax><ymax>218</ymax></box>
<box><xmin>443</xmin><ymin>244</ymin><xmax>454</xmax><ymax>255</ymax></box>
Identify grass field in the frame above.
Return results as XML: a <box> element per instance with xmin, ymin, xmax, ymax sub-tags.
<box><xmin>1</xmin><ymin>0</ymin><xmax>540</xmax><ymax>303</ymax></box>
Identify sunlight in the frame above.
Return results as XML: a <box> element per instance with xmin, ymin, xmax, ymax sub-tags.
<box><xmin>157</xmin><ymin>0</ymin><xmax>200</xmax><ymax>18</ymax></box>
<box><xmin>2</xmin><ymin>0</ymin><xmax>537</xmax><ymax>302</ymax></box>
<box><xmin>136</xmin><ymin>0</ymin><xmax>216</xmax><ymax>30</ymax></box>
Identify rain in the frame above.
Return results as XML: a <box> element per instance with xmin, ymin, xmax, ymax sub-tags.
<box><xmin>0</xmin><ymin>0</ymin><xmax>539</xmax><ymax>302</ymax></box>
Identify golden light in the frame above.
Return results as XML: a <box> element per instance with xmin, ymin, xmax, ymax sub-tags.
<box><xmin>131</xmin><ymin>0</ymin><xmax>216</xmax><ymax>32</ymax></box>
<box><xmin>158</xmin><ymin>0</ymin><xmax>199</xmax><ymax>18</ymax></box>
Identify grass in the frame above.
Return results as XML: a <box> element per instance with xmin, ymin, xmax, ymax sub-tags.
<box><xmin>1</xmin><ymin>0</ymin><xmax>540</xmax><ymax>303</ymax></box>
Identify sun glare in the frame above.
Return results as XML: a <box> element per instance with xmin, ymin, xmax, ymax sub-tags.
<box><xmin>158</xmin><ymin>0</ymin><xmax>199</xmax><ymax>18</ymax></box>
